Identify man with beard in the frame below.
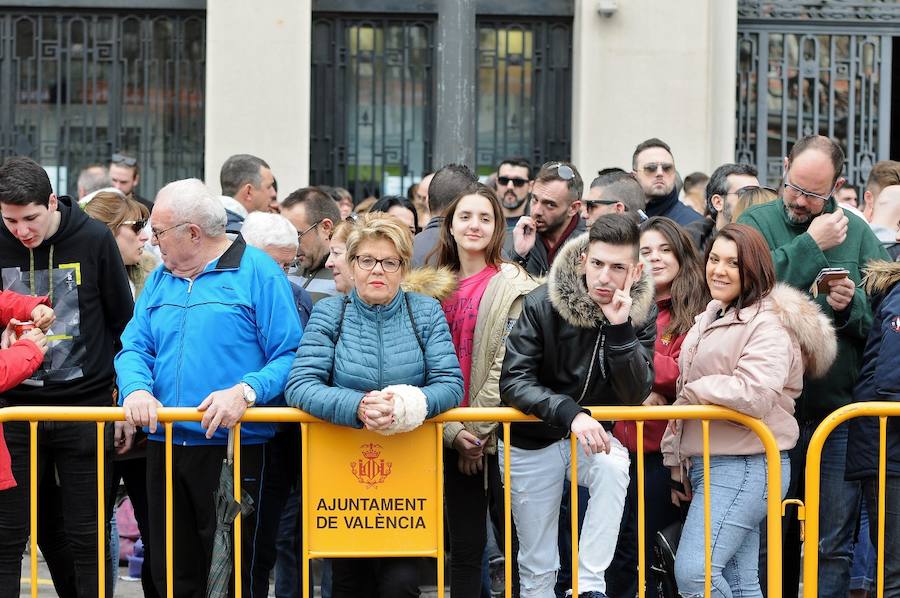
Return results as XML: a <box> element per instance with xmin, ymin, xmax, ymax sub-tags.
<box><xmin>507</xmin><ymin>161</ymin><xmax>586</xmax><ymax>277</ymax></box>
<box><xmin>582</xmin><ymin>170</ymin><xmax>647</xmax><ymax>227</ymax></box>
<box><xmin>685</xmin><ymin>163</ymin><xmax>760</xmax><ymax>252</ymax></box>
<box><xmin>280</xmin><ymin>187</ymin><xmax>341</xmax><ymax>302</ymax></box>
<box><xmin>495</xmin><ymin>157</ymin><xmax>533</xmax><ymax>232</ymax></box>
<box><xmin>631</xmin><ymin>138</ymin><xmax>702</xmax><ymax>227</ymax></box>
<box><xmin>738</xmin><ymin>134</ymin><xmax>889</xmax><ymax>598</ymax></box>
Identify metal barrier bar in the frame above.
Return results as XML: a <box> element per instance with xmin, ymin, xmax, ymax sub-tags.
<box><xmin>233</xmin><ymin>424</ymin><xmax>242</xmax><ymax>598</ymax></box>
<box><xmin>636</xmin><ymin>421</ymin><xmax>646</xmax><ymax>598</ymax></box>
<box><xmin>702</xmin><ymin>420</ymin><xmax>712</xmax><ymax>598</ymax></box>
<box><xmin>436</xmin><ymin>423</ymin><xmax>445</xmax><ymax>598</ymax></box>
<box><xmin>301</xmin><ymin>422</ymin><xmax>310</xmax><ymax>598</ymax></box>
<box><xmin>0</xmin><ymin>405</ymin><xmax>784</xmax><ymax>598</ymax></box>
<box><xmin>570</xmin><ymin>434</ymin><xmax>579</xmax><ymax>598</ymax></box>
<box><xmin>165</xmin><ymin>422</ymin><xmax>174</xmax><ymax>598</ymax></box>
<box><xmin>877</xmin><ymin>416</ymin><xmax>886</xmax><ymax>598</ymax></box>
<box><xmin>803</xmin><ymin>401</ymin><xmax>900</xmax><ymax>598</ymax></box>
<box><xmin>502</xmin><ymin>421</ymin><xmax>512</xmax><ymax>598</ymax></box>
<box><xmin>96</xmin><ymin>422</ymin><xmax>106</xmax><ymax>598</ymax></box>
<box><xmin>29</xmin><ymin>421</ymin><xmax>37</xmax><ymax>598</ymax></box>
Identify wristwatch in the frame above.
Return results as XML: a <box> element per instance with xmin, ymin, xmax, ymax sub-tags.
<box><xmin>240</xmin><ymin>382</ymin><xmax>257</xmax><ymax>407</ymax></box>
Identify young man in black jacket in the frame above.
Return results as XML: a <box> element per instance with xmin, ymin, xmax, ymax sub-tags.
<box><xmin>0</xmin><ymin>157</ymin><xmax>134</xmax><ymax>598</ymax></box>
<box><xmin>500</xmin><ymin>214</ymin><xmax>656</xmax><ymax>598</ymax></box>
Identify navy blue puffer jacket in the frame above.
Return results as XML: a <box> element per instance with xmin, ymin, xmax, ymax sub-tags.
<box><xmin>285</xmin><ymin>288</ymin><xmax>463</xmax><ymax>427</ymax></box>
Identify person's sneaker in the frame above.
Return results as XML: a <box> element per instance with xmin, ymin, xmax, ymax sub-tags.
<box><xmin>489</xmin><ymin>557</ymin><xmax>505</xmax><ymax>596</ymax></box>
<box><xmin>578</xmin><ymin>592</ymin><xmax>608</xmax><ymax>598</ymax></box>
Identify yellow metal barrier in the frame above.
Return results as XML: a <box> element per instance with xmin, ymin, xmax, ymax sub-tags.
<box><xmin>803</xmin><ymin>401</ymin><xmax>899</xmax><ymax>598</ymax></box>
<box><xmin>0</xmin><ymin>404</ymin><xmax>785</xmax><ymax>598</ymax></box>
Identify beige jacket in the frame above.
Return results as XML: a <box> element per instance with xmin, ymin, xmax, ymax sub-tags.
<box><xmin>442</xmin><ymin>263</ymin><xmax>540</xmax><ymax>453</ymax></box>
<box><xmin>661</xmin><ymin>284</ymin><xmax>836</xmax><ymax>467</ymax></box>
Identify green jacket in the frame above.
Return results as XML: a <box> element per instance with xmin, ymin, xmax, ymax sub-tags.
<box><xmin>738</xmin><ymin>198</ymin><xmax>889</xmax><ymax>422</ymax></box>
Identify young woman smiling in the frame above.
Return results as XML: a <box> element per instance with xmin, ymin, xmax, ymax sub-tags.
<box><xmin>660</xmin><ymin>224</ymin><xmax>836</xmax><ymax>597</ymax></box>
<box><xmin>608</xmin><ymin>216</ymin><xmax>708</xmax><ymax>598</ymax></box>
<box><xmin>431</xmin><ymin>184</ymin><xmax>538</xmax><ymax>597</ymax></box>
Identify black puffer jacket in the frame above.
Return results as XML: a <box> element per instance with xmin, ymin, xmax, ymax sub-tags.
<box><xmin>500</xmin><ymin>233</ymin><xmax>656</xmax><ymax>450</ymax></box>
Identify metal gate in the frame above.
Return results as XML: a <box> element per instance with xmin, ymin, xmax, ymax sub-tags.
<box><xmin>310</xmin><ymin>14</ymin><xmax>436</xmax><ymax>201</ymax></box>
<box><xmin>475</xmin><ymin>18</ymin><xmax>572</xmax><ymax>176</ymax></box>
<box><xmin>0</xmin><ymin>10</ymin><xmax>206</xmax><ymax>198</ymax></box>
<box><xmin>310</xmin><ymin>11</ymin><xmax>573</xmax><ymax>198</ymax></box>
<box><xmin>736</xmin><ymin>1</ymin><xmax>898</xmax><ymax>187</ymax></box>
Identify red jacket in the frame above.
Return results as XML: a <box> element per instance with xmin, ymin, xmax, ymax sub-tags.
<box><xmin>614</xmin><ymin>299</ymin><xmax>685</xmax><ymax>453</ymax></box>
<box><xmin>0</xmin><ymin>291</ymin><xmax>51</xmax><ymax>491</ymax></box>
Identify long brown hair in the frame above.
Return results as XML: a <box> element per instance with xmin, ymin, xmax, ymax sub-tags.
<box><xmin>707</xmin><ymin>223</ymin><xmax>776</xmax><ymax>315</ymax></box>
<box><xmin>83</xmin><ymin>192</ymin><xmax>153</xmax><ymax>294</ymax></box>
<box><xmin>430</xmin><ymin>184</ymin><xmax>505</xmax><ymax>272</ymax></box>
<box><xmin>639</xmin><ymin>217</ymin><xmax>709</xmax><ymax>336</ymax></box>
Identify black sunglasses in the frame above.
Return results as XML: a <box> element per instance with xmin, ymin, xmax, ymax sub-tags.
<box><xmin>111</xmin><ymin>153</ymin><xmax>137</xmax><ymax>167</ymax></box>
<box><xmin>498</xmin><ymin>176</ymin><xmax>529</xmax><ymax>188</ymax></box>
<box><xmin>121</xmin><ymin>219</ymin><xmax>147</xmax><ymax>234</ymax></box>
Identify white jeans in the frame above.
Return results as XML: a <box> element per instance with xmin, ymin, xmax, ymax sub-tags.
<box><xmin>499</xmin><ymin>436</ymin><xmax>630</xmax><ymax>597</ymax></box>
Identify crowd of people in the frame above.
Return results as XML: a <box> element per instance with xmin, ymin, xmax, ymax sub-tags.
<box><xmin>0</xmin><ymin>133</ymin><xmax>897</xmax><ymax>598</ymax></box>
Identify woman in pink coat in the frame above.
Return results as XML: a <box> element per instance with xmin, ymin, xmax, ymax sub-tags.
<box><xmin>660</xmin><ymin>224</ymin><xmax>836</xmax><ymax>597</ymax></box>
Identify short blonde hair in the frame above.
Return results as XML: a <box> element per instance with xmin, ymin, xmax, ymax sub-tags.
<box><xmin>345</xmin><ymin>212</ymin><xmax>414</xmax><ymax>272</ymax></box>
<box><xmin>330</xmin><ymin>218</ymin><xmax>356</xmax><ymax>244</ymax></box>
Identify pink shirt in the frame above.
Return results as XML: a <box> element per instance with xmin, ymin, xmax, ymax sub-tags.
<box><xmin>442</xmin><ymin>265</ymin><xmax>499</xmax><ymax>407</ymax></box>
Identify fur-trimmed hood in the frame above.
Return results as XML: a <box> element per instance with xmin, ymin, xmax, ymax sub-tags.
<box><xmin>766</xmin><ymin>283</ymin><xmax>837</xmax><ymax>379</ymax></box>
<box><xmin>547</xmin><ymin>232</ymin><xmax>655</xmax><ymax>328</ymax></box>
<box><xmin>863</xmin><ymin>260</ymin><xmax>900</xmax><ymax>295</ymax></box>
<box><xmin>401</xmin><ymin>266</ymin><xmax>457</xmax><ymax>302</ymax></box>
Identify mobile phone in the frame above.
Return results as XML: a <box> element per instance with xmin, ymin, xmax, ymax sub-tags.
<box><xmin>811</xmin><ymin>267</ymin><xmax>850</xmax><ymax>297</ymax></box>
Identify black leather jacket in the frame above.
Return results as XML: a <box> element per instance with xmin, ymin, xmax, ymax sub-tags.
<box><xmin>500</xmin><ymin>233</ymin><xmax>656</xmax><ymax>449</ymax></box>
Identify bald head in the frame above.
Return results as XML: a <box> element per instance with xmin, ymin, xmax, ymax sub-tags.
<box><xmin>871</xmin><ymin>184</ymin><xmax>900</xmax><ymax>230</ymax></box>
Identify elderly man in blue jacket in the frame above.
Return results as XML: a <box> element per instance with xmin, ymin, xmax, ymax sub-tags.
<box><xmin>115</xmin><ymin>178</ymin><xmax>302</xmax><ymax>598</ymax></box>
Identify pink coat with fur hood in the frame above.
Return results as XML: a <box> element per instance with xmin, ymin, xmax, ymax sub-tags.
<box><xmin>661</xmin><ymin>283</ymin><xmax>836</xmax><ymax>467</ymax></box>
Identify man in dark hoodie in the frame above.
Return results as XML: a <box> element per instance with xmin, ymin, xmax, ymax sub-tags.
<box><xmin>500</xmin><ymin>214</ymin><xmax>655</xmax><ymax>598</ymax></box>
<box><xmin>631</xmin><ymin>138</ymin><xmax>703</xmax><ymax>227</ymax></box>
<box><xmin>0</xmin><ymin>156</ymin><xmax>134</xmax><ymax>598</ymax></box>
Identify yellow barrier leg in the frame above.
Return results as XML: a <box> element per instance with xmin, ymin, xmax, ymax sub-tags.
<box><xmin>301</xmin><ymin>423</ymin><xmax>310</xmax><ymax>598</ymax></box>
<box><xmin>503</xmin><ymin>422</ymin><xmax>511</xmax><ymax>598</ymax></box>
<box><xmin>29</xmin><ymin>421</ymin><xmax>38</xmax><ymax>598</ymax></box>
<box><xmin>436</xmin><ymin>423</ymin><xmax>445</xmax><ymax>598</ymax></box>
<box><xmin>570</xmin><ymin>435</ymin><xmax>579</xmax><ymax>598</ymax></box>
<box><xmin>165</xmin><ymin>422</ymin><xmax>174</xmax><ymax>598</ymax></box>
<box><xmin>636</xmin><ymin>421</ymin><xmax>645</xmax><ymax>598</ymax></box>
<box><xmin>877</xmin><ymin>417</ymin><xmax>886</xmax><ymax>598</ymax></box>
<box><xmin>233</xmin><ymin>425</ymin><xmax>242</xmax><ymax>598</ymax></box>
<box><xmin>702</xmin><ymin>421</ymin><xmax>711</xmax><ymax>598</ymax></box>
<box><xmin>96</xmin><ymin>422</ymin><xmax>106</xmax><ymax>598</ymax></box>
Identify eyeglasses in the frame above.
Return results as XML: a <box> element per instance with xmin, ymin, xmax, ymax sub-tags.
<box><xmin>121</xmin><ymin>219</ymin><xmax>147</xmax><ymax>234</ymax></box>
<box><xmin>542</xmin><ymin>162</ymin><xmax>576</xmax><ymax>181</ymax></box>
<box><xmin>151</xmin><ymin>222</ymin><xmax>190</xmax><ymax>242</ymax></box>
<box><xmin>111</xmin><ymin>153</ymin><xmax>137</xmax><ymax>167</ymax></box>
<box><xmin>354</xmin><ymin>255</ymin><xmax>403</xmax><ymax>273</ymax></box>
<box><xmin>498</xmin><ymin>176</ymin><xmax>529</xmax><ymax>188</ymax></box>
<box><xmin>297</xmin><ymin>219</ymin><xmax>322</xmax><ymax>240</ymax></box>
<box><xmin>641</xmin><ymin>162</ymin><xmax>675</xmax><ymax>175</ymax></box>
<box><xmin>783</xmin><ymin>172</ymin><xmax>836</xmax><ymax>203</ymax></box>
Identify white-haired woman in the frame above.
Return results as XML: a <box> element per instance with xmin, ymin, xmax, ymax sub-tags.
<box><xmin>242</xmin><ymin>211</ymin><xmax>313</xmax><ymax>327</ymax></box>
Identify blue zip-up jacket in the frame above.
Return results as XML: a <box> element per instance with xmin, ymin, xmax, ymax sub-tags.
<box><xmin>285</xmin><ymin>288</ymin><xmax>463</xmax><ymax>427</ymax></box>
<box><xmin>115</xmin><ymin>237</ymin><xmax>302</xmax><ymax>445</ymax></box>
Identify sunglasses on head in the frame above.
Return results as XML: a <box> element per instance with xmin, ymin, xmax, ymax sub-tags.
<box><xmin>111</xmin><ymin>153</ymin><xmax>137</xmax><ymax>167</ymax></box>
<box><xmin>497</xmin><ymin>176</ymin><xmax>529</xmax><ymax>188</ymax></box>
<box><xmin>542</xmin><ymin>161</ymin><xmax>576</xmax><ymax>181</ymax></box>
<box><xmin>121</xmin><ymin>219</ymin><xmax>147</xmax><ymax>233</ymax></box>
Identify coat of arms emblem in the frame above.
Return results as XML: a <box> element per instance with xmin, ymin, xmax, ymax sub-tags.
<box><xmin>351</xmin><ymin>443</ymin><xmax>393</xmax><ymax>488</ymax></box>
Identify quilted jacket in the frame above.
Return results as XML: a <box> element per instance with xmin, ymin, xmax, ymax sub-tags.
<box><xmin>284</xmin><ymin>287</ymin><xmax>463</xmax><ymax>427</ymax></box>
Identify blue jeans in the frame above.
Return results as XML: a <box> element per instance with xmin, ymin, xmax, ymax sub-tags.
<box><xmin>676</xmin><ymin>453</ymin><xmax>789</xmax><ymax>598</ymax></box>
